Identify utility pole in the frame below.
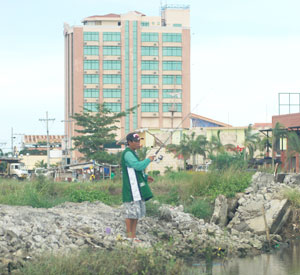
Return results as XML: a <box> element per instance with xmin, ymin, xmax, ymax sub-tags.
<box><xmin>39</xmin><ymin>112</ymin><xmax>55</xmax><ymax>169</ymax></box>
<box><xmin>168</xmin><ymin>75</ymin><xmax>179</xmax><ymax>143</ymax></box>
<box><xmin>11</xmin><ymin>128</ymin><xmax>24</xmax><ymax>157</ymax></box>
<box><xmin>11</xmin><ymin>128</ymin><xmax>14</xmax><ymax>156</ymax></box>
<box><xmin>61</xmin><ymin>118</ymin><xmax>74</xmax><ymax>165</ymax></box>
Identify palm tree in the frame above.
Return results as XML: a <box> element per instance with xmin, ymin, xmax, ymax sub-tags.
<box><xmin>207</xmin><ymin>130</ymin><xmax>235</xmax><ymax>157</ymax></box>
<box><xmin>272</xmin><ymin>122</ymin><xmax>287</xmax><ymax>168</ymax></box>
<box><xmin>258</xmin><ymin>135</ymin><xmax>272</xmax><ymax>158</ymax></box>
<box><xmin>286</xmin><ymin>131</ymin><xmax>300</xmax><ymax>172</ymax></box>
<box><xmin>166</xmin><ymin>133</ymin><xmax>191</xmax><ymax>170</ymax></box>
<box><xmin>35</xmin><ymin>160</ymin><xmax>47</xmax><ymax>168</ymax></box>
<box><xmin>188</xmin><ymin>133</ymin><xmax>208</xmax><ymax>168</ymax></box>
<box><xmin>243</xmin><ymin>124</ymin><xmax>261</xmax><ymax>160</ymax></box>
<box><xmin>136</xmin><ymin>146</ymin><xmax>150</xmax><ymax>160</ymax></box>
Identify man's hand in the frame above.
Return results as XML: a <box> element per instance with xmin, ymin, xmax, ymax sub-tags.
<box><xmin>147</xmin><ymin>176</ymin><xmax>154</xmax><ymax>183</ymax></box>
<box><xmin>148</xmin><ymin>155</ymin><xmax>155</xmax><ymax>161</ymax></box>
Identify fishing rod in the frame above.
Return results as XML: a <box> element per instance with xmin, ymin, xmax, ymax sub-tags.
<box><xmin>151</xmin><ymin>103</ymin><xmax>200</xmax><ymax>163</ymax></box>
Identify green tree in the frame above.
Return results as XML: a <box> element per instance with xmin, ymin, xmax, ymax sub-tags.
<box><xmin>166</xmin><ymin>133</ymin><xmax>191</xmax><ymax>170</ymax></box>
<box><xmin>35</xmin><ymin>160</ymin><xmax>47</xmax><ymax>168</ymax></box>
<box><xmin>272</xmin><ymin>122</ymin><xmax>287</xmax><ymax>168</ymax></box>
<box><xmin>207</xmin><ymin>130</ymin><xmax>235</xmax><ymax>157</ymax></box>
<box><xmin>243</xmin><ymin>124</ymin><xmax>261</xmax><ymax>160</ymax></box>
<box><xmin>136</xmin><ymin>146</ymin><xmax>150</xmax><ymax>160</ymax></box>
<box><xmin>166</xmin><ymin>132</ymin><xmax>208</xmax><ymax>170</ymax></box>
<box><xmin>286</xmin><ymin>131</ymin><xmax>300</xmax><ymax>171</ymax></box>
<box><xmin>258</xmin><ymin>135</ymin><xmax>272</xmax><ymax>157</ymax></box>
<box><xmin>190</xmin><ymin>133</ymin><xmax>208</xmax><ymax>168</ymax></box>
<box><xmin>72</xmin><ymin>104</ymin><xmax>135</xmax><ymax>164</ymax></box>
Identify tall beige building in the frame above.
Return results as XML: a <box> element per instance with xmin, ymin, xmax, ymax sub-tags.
<box><xmin>64</xmin><ymin>5</ymin><xmax>190</xmax><ymax>161</ymax></box>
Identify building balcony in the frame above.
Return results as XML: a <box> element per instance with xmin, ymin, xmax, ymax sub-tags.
<box><xmin>84</xmin><ymin>41</ymin><xmax>99</xmax><ymax>46</ymax></box>
<box><xmin>141</xmin><ymin>42</ymin><xmax>159</xmax><ymax>47</ymax></box>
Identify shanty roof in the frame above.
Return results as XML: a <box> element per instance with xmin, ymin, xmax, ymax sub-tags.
<box><xmin>84</xmin><ymin>13</ymin><xmax>120</xmax><ymax>19</ymax></box>
<box><xmin>24</xmin><ymin>135</ymin><xmax>65</xmax><ymax>144</ymax></box>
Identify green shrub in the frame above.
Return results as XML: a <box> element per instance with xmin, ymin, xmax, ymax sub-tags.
<box><xmin>66</xmin><ymin>189</ymin><xmax>111</xmax><ymax>204</ymax></box>
<box><xmin>146</xmin><ymin>200</ymin><xmax>161</xmax><ymax>217</ymax></box>
<box><xmin>148</xmin><ymin>170</ymin><xmax>160</xmax><ymax>177</ymax></box>
<box><xmin>184</xmin><ymin>199</ymin><xmax>213</xmax><ymax>220</ymax></box>
<box><xmin>284</xmin><ymin>189</ymin><xmax>300</xmax><ymax>207</ymax></box>
<box><xmin>209</xmin><ymin>152</ymin><xmax>247</xmax><ymax>171</ymax></box>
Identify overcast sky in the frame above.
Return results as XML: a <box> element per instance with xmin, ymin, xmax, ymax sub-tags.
<box><xmin>1</xmin><ymin>0</ymin><xmax>300</xmax><ymax>152</ymax></box>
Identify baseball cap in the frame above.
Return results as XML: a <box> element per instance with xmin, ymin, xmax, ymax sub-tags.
<box><xmin>126</xmin><ymin>132</ymin><xmax>143</xmax><ymax>142</ymax></box>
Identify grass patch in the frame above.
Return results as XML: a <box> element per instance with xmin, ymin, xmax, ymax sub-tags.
<box><xmin>184</xmin><ymin>198</ymin><xmax>213</xmax><ymax>220</ymax></box>
<box><xmin>0</xmin><ymin>169</ymin><xmax>253</xmax><ymax>221</ymax></box>
<box><xmin>283</xmin><ymin>189</ymin><xmax>300</xmax><ymax>208</ymax></box>
<box><xmin>16</xmin><ymin>246</ymin><xmax>187</xmax><ymax>275</ymax></box>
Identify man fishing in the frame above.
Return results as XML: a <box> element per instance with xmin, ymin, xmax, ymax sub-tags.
<box><xmin>121</xmin><ymin>132</ymin><xmax>155</xmax><ymax>241</ymax></box>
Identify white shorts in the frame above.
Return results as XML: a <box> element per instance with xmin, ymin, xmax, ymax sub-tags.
<box><xmin>123</xmin><ymin>200</ymin><xmax>146</xmax><ymax>219</ymax></box>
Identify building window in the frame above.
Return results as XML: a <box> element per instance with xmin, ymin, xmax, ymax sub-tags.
<box><xmin>103</xmin><ymin>74</ymin><xmax>121</xmax><ymax>84</ymax></box>
<box><xmin>141</xmin><ymin>103</ymin><xmax>159</xmax><ymax>112</ymax></box>
<box><xmin>141</xmin><ymin>22</ymin><xmax>149</xmax><ymax>27</ymax></box>
<box><xmin>163</xmin><ymin>61</ymin><xmax>182</xmax><ymax>71</ymax></box>
<box><xmin>84</xmin><ymin>32</ymin><xmax>99</xmax><ymax>41</ymax></box>
<box><xmin>141</xmin><ymin>89</ymin><xmax>159</xmax><ymax>98</ymax></box>
<box><xmin>84</xmin><ymin>102</ymin><xmax>99</xmax><ymax>112</ymax></box>
<box><xmin>104</xmin><ymin>102</ymin><xmax>121</xmax><ymax>112</ymax></box>
<box><xmin>163</xmin><ymin>89</ymin><xmax>182</xmax><ymax>98</ymax></box>
<box><xmin>103</xmin><ymin>32</ymin><xmax>121</xmax><ymax>41</ymax></box>
<box><xmin>141</xmin><ymin>32</ymin><xmax>159</xmax><ymax>42</ymax></box>
<box><xmin>173</xmin><ymin>24</ymin><xmax>182</xmax><ymax>27</ymax></box>
<box><xmin>163</xmin><ymin>47</ymin><xmax>182</xmax><ymax>56</ymax></box>
<box><xmin>163</xmin><ymin>75</ymin><xmax>182</xmax><ymax>85</ymax></box>
<box><xmin>84</xmin><ymin>46</ymin><xmax>99</xmax><ymax>56</ymax></box>
<box><xmin>103</xmin><ymin>46</ymin><xmax>121</xmax><ymax>56</ymax></box>
<box><xmin>103</xmin><ymin>60</ymin><xmax>121</xmax><ymax>70</ymax></box>
<box><xmin>141</xmin><ymin>46</ymin><xmax>158</xmax><ymax>56</ymax></box>
<box><xmin>84</xmin><ymin>60</ymin><xmax>99</xmax><ymax>70</ymax></box>
<box><xmin>162</xmin><ymin>33</ymin><xmax>182</xmax><ymax>42</ymax></box>
<box><xmin>84</xmin><ymin>89</ymin><xmax>99</xmax><ymax>98</ymax></box>
<box><xmin>141</xmin><ymin>75</ymin><xmax>159</xmax><ymax>84</ymax></box>
<box><xmin>103</xmin><ymin>89</ymin><xmax>121</xmax><ymax>98</ymax></box>
<box><xmin>84</xmin><ymin>74</ymin><xmax>99</xmax><ymax>84</ymax></box>
<box><xmin>163</xmin><ymin>103</ymin><xmax>182</xmax><ymax>112</ymax></box>
<box><xmin>141</xmin><ymin>61</ymin><xmax>159</xmax><ymax>71</ymax></box>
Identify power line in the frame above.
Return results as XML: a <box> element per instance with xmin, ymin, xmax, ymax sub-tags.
<box><xmin>39</xmin><ymin>111</ymin><xmax>55</xmax><ymax>169</ymax></box>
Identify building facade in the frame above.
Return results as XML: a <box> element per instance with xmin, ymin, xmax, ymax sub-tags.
<box><xmin>64</xmin><ymin>5</ymin><xmax>190</xmax><ymax>161</ymax></box>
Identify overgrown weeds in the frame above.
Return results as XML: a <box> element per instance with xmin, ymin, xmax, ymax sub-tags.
<box><xmin>16</xmin><ymin>246</ymin><xmax>187</xmax><ymax>275</ymax></box>
<box><xmin>0</xmin><ymin>169</ymin><xmax>253</xmax><ymax>220</ymax></box>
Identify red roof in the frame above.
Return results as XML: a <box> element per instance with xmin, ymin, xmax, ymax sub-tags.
<box><xmin>85</xmin><ymin>13</ymin><xmax>120</xmax><ymax>19</ymax></box>
<box><xmin>134</xmin><ymin>11</ymin><xmax>146</xmax><ymax>16</ymax></box>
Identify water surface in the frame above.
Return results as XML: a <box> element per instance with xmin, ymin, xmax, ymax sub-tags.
<box><xmin>190</xmin><ymin>241</ymin><xmax>300</xmax><ymax>275</ymax></box>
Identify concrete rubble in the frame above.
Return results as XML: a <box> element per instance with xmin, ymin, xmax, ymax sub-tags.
<box><xmin>1</xmin><ymin>172</ymin><xmax>299</xmax><ymax>272</ymax></box>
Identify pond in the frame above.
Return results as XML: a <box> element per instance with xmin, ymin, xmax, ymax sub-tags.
<box><xmin>189</xmin><ymin>240</ymin><xmax>300</xmax><ymax>275</ymax></box>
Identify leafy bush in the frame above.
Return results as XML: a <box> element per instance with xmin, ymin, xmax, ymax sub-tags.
<box><xmin>209</xmin><ymin>152</ymin><xmax>247</xmax><ymax>171</ymax></box>
<box><xmin>184</xmin><ymin>198</ymin><xmax>213</xmax><ymax>220</ymax></box>
<box><xmin>148</xmin><ymin>170</ymin><xmax>160</xmax><ymax>177</ymax></box>
<box><xmin>66</xmin><ymin>189</ymin><xmax>111</xmax><ymax>204</ymax></box>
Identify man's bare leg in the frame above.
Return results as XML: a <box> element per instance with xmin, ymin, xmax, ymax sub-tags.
<box><xmin>125</xmin><ymin>218</ymin><xmax>138</xmax><ymax>238</ymax></box>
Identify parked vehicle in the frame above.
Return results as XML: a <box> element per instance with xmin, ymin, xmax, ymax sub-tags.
<box><xmin>34</xmin><ymin>168</ymin><xmax>54</xmax><ymax>178</ymax></box>
<box><xmin>0</xmin><ymin>157</ymin><xmax>28</xmax><ymax>180</ymax></box>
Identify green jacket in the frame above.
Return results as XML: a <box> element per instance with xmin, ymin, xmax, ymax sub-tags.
<box><xmin>121</xmin><ymin>147</ymin><xmax>153</xmax><ymax>202</ymax></box>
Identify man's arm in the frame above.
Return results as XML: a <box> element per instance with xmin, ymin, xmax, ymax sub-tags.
<box><xmin>124</xmin><ymin>151</ymin><xmax>151</xmax><ymax>171</ymax></box>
